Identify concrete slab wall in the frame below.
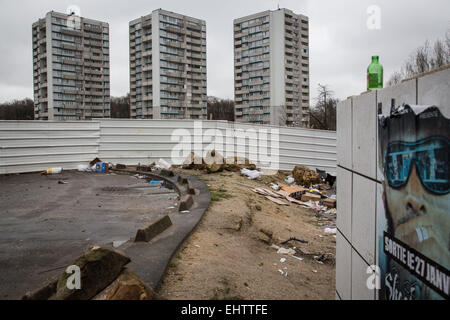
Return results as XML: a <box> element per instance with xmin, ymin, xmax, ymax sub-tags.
<box><xmin>336</xmin><ymin>66</ymin><xmax>449</xmax><ymax>300</ymax></box>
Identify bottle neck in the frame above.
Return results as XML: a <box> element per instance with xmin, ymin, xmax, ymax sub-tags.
<box><xmin>372</xmin><ymin>56</ymin><xmax>379</xmax><ymax>63</ymax></box>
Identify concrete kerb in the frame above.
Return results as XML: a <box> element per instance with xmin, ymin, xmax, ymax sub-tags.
<box><xmin>110</xmin><ymin>168</ymin><xmax>211</xmax><ymax>289</ymax></box>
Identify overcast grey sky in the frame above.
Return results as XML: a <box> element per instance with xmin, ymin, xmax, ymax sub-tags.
<box><xmin>0</xmin><ymin>0</ymin><xmax>448</xmax><ymax>104</ymax></box>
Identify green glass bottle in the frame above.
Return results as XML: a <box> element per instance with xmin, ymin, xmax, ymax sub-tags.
<box><xmin>367</xmin><ymin>56</ymin><xmax>383</xmax><ymax>90</ymax></box>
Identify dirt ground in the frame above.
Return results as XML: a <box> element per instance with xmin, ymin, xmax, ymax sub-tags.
<box><xmin>157</xmin><ymin>169</ymin><xmax>336</xmax><ymax>300</ymax></box>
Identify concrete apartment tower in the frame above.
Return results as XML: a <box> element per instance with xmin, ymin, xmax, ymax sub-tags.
<box><xmin>129</xmin><ymin>9</ymin><xmax>207</xmax><ymax>119</ymax></box>
<box><xmin>32</xmin><ymin>11</ymin><xmax>110</xmax><ymax>120</ymax></box>
<box><xmin>234</xmin><ymin>8</ymin><xmax>310</xmax><ymax>127</ymax></box>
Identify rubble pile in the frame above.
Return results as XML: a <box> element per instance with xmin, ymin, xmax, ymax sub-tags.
<box><xmin>182</xmin><ymin>150</ymin><xmax>256</xmax><ymax>174</ymax></box>
<box><xmin>292</xmin><ymin>165</ymin><xmax>322</xmax><ymax>187</ymax></box>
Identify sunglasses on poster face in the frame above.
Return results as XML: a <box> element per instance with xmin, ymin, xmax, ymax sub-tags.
<box><xmin>384</xmin><ymin>136</ymin><xmax>449</xmax><ymax>195</ymax></box>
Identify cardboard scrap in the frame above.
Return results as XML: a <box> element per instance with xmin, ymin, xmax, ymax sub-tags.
<box><xmin>265</xmin><ymin>196</ymin><xmax>289</xmax><ymax>206</ymax></box>
<box><xmin>279</xmin><ymin>184</ymin><xmax>308</xmax><ymax>194</ymax></box>
<box><xmin>323</xmin><ymin>198</ymin><xmax>336</xmax><ymax>208</ymax></box>
<box><xmin>301</xmin><ymin>193</ymin><xmax>321</xmax><ymax>202</ymax></box>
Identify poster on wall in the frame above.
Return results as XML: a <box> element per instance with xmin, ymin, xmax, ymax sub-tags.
<box><xmin>377</xmin><ymin>104</ymin><xmax>449</xmax><ymax>300</ymax></box>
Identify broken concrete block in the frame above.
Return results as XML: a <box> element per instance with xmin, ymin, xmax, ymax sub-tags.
<box><xmin>187</xmin><ymin>181</ymin><xmax>196</xmax><ymax>195</ymax></box>
<box><xmin>55</xmin><ymin>247</ymin><xmax>130</xmax><ymax>300</ymax></box>
<box><xmin>182</xmin><ymin>152</ymin><xmax>206</xmax><ymax>170</ymax></box>
<box><xmin>179</xmin><ymin>194</ymin><xmax>194</xmax><ymax>211</ymax></box>
<box><xmin>301</xmin><ymin>193</ymin><xmax>321</xmax><ymax>202</ymax></box>
<box><xmin>93</xmin><ymin>268</ymin><xmax>164</xmax><ymax>300</ymax></box>
<box><xmin>160</xmin><ymin>169</ymin><xmax>174</xmax><ymax>177</ymax></box>
<box><xmin>177</xmin><ymin>175</ymin><xmax>188</xmax><ymax>184</ymax></box>
<box><xmin>135</xmin><ymin>215</ymin><xmax>172</xmax><ymax>242</ymax></box>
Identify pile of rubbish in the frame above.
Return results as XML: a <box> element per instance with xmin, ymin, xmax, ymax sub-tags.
<box><xmin>41</xmin><ymin>158</ymin><xmax>112</xmax><ymax>175</ymax></box>
<box><xmin>250</xmin><ymin>166</ymin><xmax>337</xmax><ymax>219</ymax></box>
<box><xmin>182</xmin><ymin>150</ymin><xmax>257</xmax><ymax>174</ymax></box>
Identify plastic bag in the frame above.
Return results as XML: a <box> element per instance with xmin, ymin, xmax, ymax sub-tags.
<box><xmin>77</xmin><ymin>164</ymin><xmax>91</xmax><ymax>172</ymax></box>
<box><xmin>240</xmin><ymin>168</ymin><xmax>261</xmax><ymax>180</ymax></box>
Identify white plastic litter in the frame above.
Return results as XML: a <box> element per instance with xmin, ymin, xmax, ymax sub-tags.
<box><xmin>324</xmin><ymin>227</ymin><xmax>337</xmax><ymax>234</ymax></box>
<box><xmin>77</xmin><ymin>164</ymin><xmax>91</xmax><ymax>172</ymax></box>
<box><xmin>240</xmin><ymin>168</ymin><xmax>261</xmax><ymax>180</ymax></box>
<box><xmin>270</xmin><ymin>183</ymin><xmax>280</xmax><ymax>191</ymax></box>
<box><xmin>285</xmin><ymin>176</ymin><xmax>295</xmax><ymax>184</ymax></box>
<box><xmin>156</xmin><ymin>158</ymin><xmax>171</xmax><ymax>169</ymax></box>
<box><xmin>113</xmin><ymin>240</ymin><xmax>127</xmax><ymax>248</ymax></box>
<box><xmin>277</xmin><ymin>247</ymin><xmax>296</xmax><ymax>255</ymax></box>
<box><xmin>291</xmin><ymin>256</ymin><xmax>303</xmax><ymax>261</ymax></box>
<box><xmin>280</xmin><ymin>258</ymin><xmax>286</xmax><ymax>263</ymax></box>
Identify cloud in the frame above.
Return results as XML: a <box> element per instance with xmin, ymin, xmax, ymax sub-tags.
<box><xmin>0</xmin><ymin>0</ymin><xmax>448</xmax><ymax>104</ymax></box>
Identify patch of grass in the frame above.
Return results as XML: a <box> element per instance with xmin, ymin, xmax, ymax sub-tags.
<box><xmin>210</xmin><ymin>188</ymin><xmax>233</xmax><ymax>202</ymax></box>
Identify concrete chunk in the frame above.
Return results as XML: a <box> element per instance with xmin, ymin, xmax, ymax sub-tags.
<box><xmin>187</xmin><ymin>181</ymin><xmax>196</xmax><ymax>195</ymax></box>
<box><xmin>135</xmin><ymin>215</ymin><xmax>172</xmax><ymax>242</ymax></box>
<box><xmin>55</xmin><ymin>247</ymin><xmax>130</xmax><ymax>300</ymax></box>
<box><xmin>179</xmin><ymin>194</ymin><xmax>194</xmax><ymax>211</ymax></box>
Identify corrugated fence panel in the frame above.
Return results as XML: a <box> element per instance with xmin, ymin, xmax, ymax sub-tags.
<box><xmin>0</xmin><ymin>121</ymin><xmax>100</xmax><ymax>174</ymax></box>
<box><xmin>279</xmin><ymin>126</ymin><xmax>337</xmax><ymax>173</ymax></box>
<box><xmin>0</xmin><ymin>119</ymin><xmax>336</xmax><ymax>174</ymax></box>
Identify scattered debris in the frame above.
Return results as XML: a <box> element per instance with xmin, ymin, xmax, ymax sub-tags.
<box><xmin>265</xmin><ymin>196</ymin><xmax>289</xmax><ymax>206</ymax></box>
<box><xmin>93</xmin><ymin>162</ymin><xmax>108</xmax><ymax>173</ymax></box>
<box><xmin>301</xmin><ymin>193</ymin><xmax>321</xmax><ymax>202</ymax></box>
<box><xmin>42</xmin><ymin>167</ymin><xmax>62</xmax><ymax>175</ymax></box>
<box><xmin>182</xmin><ymin>151</ymin><xmax>256</xmax><ymax>173</ymax></box>
<box><xmin>112</xmin><ymin>240</ymin><xmax>127</xmax><ymax>248</ymax></box>
<box><xmin>291</xmin><ymin>256</ymin><xmax>303</xmax><ymax>261</ymax></box>
<box><xmin>277</xmin><ymin>247</ymin><xmax>296</xmax><ymax>255</ymax></box>
<box><xmin>325</xmin><ymin>173</ymin><xmax>337</xmax><ymax>187</ymax></box>
<box><xmin>270</xmin><ymin>183</ymin><xmax>280</xmax><ymax>190</ymax></box>
<box><xmin>280</xmin><ymin>258</ymin><xmax>286</xmax><ymax>263</ymax></box>
<box><xmin>77</xmin><ymin>164</ymin><xmax>91</xmax><ymax>172</ymax></box>
<box><xmin>156</xmin><ymin>159</ymin><xmax>171</xmax><ymax>170</ymax></box>
<box><xmin>323</xmin><ymin>198</ymin><xmax>336</xmax><ymax>208</ymax></box>
<box><xmin>240</xmin><ymin>168</ymin><xmax>261</xmax><ymax>180</ymax></box>
<box><xmin>280</xmin><ymin>237</ymin><xmax>308</xmax><ymax>245</ymax></box>
<box><xmin>324</xmin><ymin>227</ymin><xmax>337</xmax><ymax>234</ymax></box>
<box><xmin>194</xmin><ymin>245</ymin><xmax>200</xmax><ymax>248</ymax></box>
<box><xmin>58</xmin><ymin>180</ymin><xmax>68</xmax><ymax>184</ymax></box>
<box><xmin>285</xmin><ymin>176</ymin><xmax>295</xmax><ymax>184</ymax></box>
<box><xmin>180</xmin><ymin>210</ymin><xmax>190</xmax><ymax>214</ymax></box>
<box><xmin>292</xmin><ymin>165</ymin><xmax>322</xmax><ymax>187</ymax></box>
<box><xmin>257</xmin><ymin>229</ymin><xmax>273</xmax><ymax>244</ymax></box>
<box><xmin>89</xmin><ymin>158</ymin><xmax>102</xmax><ymax>167</ymax></box>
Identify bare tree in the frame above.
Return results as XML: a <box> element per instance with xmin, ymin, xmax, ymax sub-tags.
<box><xmin>0</xmin><ymin>98</ymin><xmax>34</xmax><ymax>120</ymax></box>
<box><xmin>207</xmin><ymin>97</ymin><xmax>235</xmax><ymax>121</ymax></box>
<box><xmin>309</xmin><ymin>84</ymin><xmax>337</xmax><ymax>131</ymax></box>
<box><xmin>387</xmin><ymin>32</ymin><xmax>450</xmax><ymax>86</ymax></box>
<box><xmin>276</xmin><ymin>104</ymin><xmax>287</xmax><ymax>127</ymax></box>
<box><xmin>110</xmin><ymin>94</ymin><xmax>130</xmax><ymax>118</ymax></box>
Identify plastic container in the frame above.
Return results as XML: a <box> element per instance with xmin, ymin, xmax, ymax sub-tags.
<box><xmin>94</xmin><ymin>162</ymin><xmax>106</xmax><ymax>173</ymax></box>
<box><xmin>46</xmin><ymin>167</ymin><xmax>62</xmax><ymax>174</ymax></box>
